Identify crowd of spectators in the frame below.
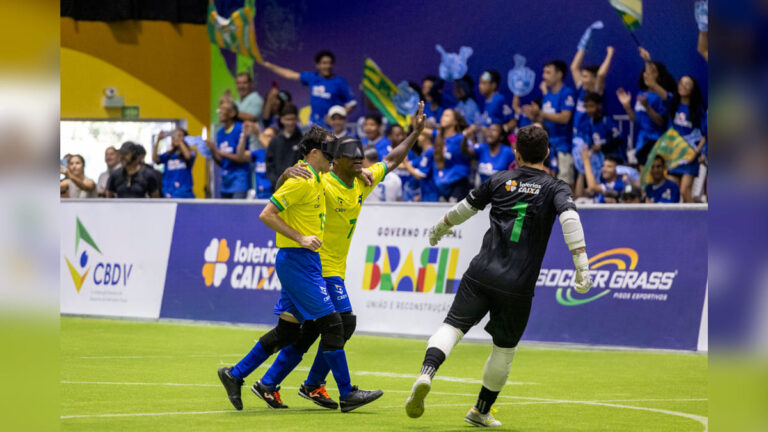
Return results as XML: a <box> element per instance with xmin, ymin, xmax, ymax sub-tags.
<box><xmin>62</xmin><ymin>26</ymin><xmax>708</xmax><ymax>205</ymax></box>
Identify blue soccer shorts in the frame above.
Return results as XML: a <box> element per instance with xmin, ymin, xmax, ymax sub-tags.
<box><xmin>273</xmin><ymin>248</ymin><xmax>335</xmax><ymax>323</ymax></box>
<box><xmin>323</xmin><ymin>276</ymin><xmax>352</xmax><ymax>313</ymax></box>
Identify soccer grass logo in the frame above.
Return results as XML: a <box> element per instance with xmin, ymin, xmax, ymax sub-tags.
<box><xmin>202</xmin><ymin>238</ymin><xmax>230</xmax><ymax>287</ymax></box>
<box><xmin>64</xmin><ymin>218</ymin><xmax>102</xmax><ymax>293</ymax></box>
<box><xmin>555</xmin><ymin>248</ymin><xmax>637</xmax><ymax>306</ymax></box>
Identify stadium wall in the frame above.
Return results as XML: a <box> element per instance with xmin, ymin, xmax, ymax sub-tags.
<box><xmin>60</xmin><ymin>200</ymin><xmax>708</xmax><ymax>351</ymax></box>
<box><xmin>60</xmin><ymin>18</ymin><xmax>210</xmax><ymax>198</ymax></box>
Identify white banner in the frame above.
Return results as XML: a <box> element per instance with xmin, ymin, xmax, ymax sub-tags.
<box><xmin>346</xmin><ymin>203</ymin><xmax>494</xmax><ymax>341</ymax></box>
<box><xmin>60</xmin><ymin>202</ymin><xmax>177</xmax><ymax>319</ymax></box>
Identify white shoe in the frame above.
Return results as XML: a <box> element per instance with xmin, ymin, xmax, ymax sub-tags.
<box><xmin>405</xmin><ymin>373</ymin><xmax>432</xmax><ymax>418</ymax></box>
<box><xmin>464</xmin><ymin>407</ymin><xmax>502</xmax><ymax>427</ymax></box>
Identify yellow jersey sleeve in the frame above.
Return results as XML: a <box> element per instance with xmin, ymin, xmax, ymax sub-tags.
<box><xmin>360</xmin><ymin>162</ymin><xmax>389</xmax><ymax>200</ymax></box>
<box><xmin>269</xmin><ymin>174</ymin><xmax>326</xmax><ymax>249</ymax></box>
<box><xmin>270</xmin><ymin>177</ymin><xmax>308</xmax><ymax>212</ymax></box>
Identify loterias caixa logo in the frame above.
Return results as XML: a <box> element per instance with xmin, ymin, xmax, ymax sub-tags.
<box><xmin>538</xmin><ymin>248</ymin><xmax>679</xmax><ymax>306</ymax></box>
<box><xmin>64</xmin><ymin>217</ymin><xmax>133</xmax><ymax>293</ymax></box>
<box><xmin>201</xmin><ymin>238</ymin><xmax>281</xmax><ymax>290</ymax></box>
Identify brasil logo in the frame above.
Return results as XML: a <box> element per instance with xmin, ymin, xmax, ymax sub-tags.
<box><xmin>64</xmin><ymin>218</ymin><xmax>102</xmax><ymax>293</ymax></box>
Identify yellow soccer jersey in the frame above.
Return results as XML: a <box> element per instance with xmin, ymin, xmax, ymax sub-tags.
<box><xmin>319</xmin><ymin>162</ymin><xmax>388</xmax><ymax>277</ymax></box>
<box><xmin>269</xmin><ymin>162</ymin><xmax>326</xmax><ymax>249</ymax></box>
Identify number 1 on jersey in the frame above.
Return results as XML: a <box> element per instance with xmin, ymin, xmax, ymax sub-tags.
<box><xmin>347</xmin><ymin>218</ymin><xmax>358</xmax><ymax>239</ymax></box>
<box><xmin>510</xmin><ymin>202</ymin><xmax>528</xmax><ymax>242</ymax></box>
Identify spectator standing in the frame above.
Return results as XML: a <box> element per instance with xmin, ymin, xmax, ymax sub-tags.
<box><xmin>477</xmin><ymin>70</ymin><xmax>513</xmax><ymax>131</ymax></box>
<box><xmin>421</xmin><ymin>75</ymin><xmax>445</xmax><ymax>125</ymax></box>
<box><xmin>327</xmin><ymin>105</ymin><xmax>355</xmax><ymax>138</ymax></box>
<box><xmin>207</xmin><ymin>100</ymin><xmax>250</xmax><ymax>199</ymax></box>
<box><xmin>667</xmin><ymin>76</ymin><xmax>706</xmax><ymax>203</ymax></box>
<box><xmin>452</xmin><ymin>76</ymin><xmax>480</xmax><ymax>127</ymax></box>
<box><xmin>405</xmin><ymin>131</ymin><xmax>439</xmax><ymax>202</ymax></box>
<box><xmin>106</xmin><ymin>142</ymin><xmax>161</xmax><ymax>198</ymax></box>
<box><xmin>261</xmin><ymin>86</ymin><xmax>291</xmax><ymax>130</ymax></box>
<box><xmin>261</xmin><ymin>50</ymin><xmax>356</xmax><ymax>126</ymax></box>
<box><xmin>96</xmin><ymin>146</ymin><xmax>121</xmax><ymax>197</ymax></box>
<box><xmin>644</xmin><ymin>155</ymin><xmax>680</xmax><ymax>203</ymax></box>
<box><xmin>60</xmin><ymin>154</ymin><xmax>97</xmax><ymax>198</ymax></box>
<box><xmin>433</xmin><ymin>108</ymin><xmax>471</xmax><ymax>201</ymax></box>
<box><xmin>152</xmin><ymin>129</ymin><xmax>196</xmax><ymax>199</ymax></box>
<box><xmin>573</xmin><ymin>92</ymin><xmax>619</xmax><ymax>197</ymax></box>
<box><xmin>234</xmin><ymin>72</ymin><xmax>264</xmax><ymax>123</ymax></box>
<box><xmin>224</xmin><ymin>122</ymin><xmax>274</xmax><ymax>200</ymax></box>
<box><xmin>570</xmin><ymin>46</ymin><xmax>614</xmax><ymax>159</ymax></box>
<box><xmin>525</xmin><ymin>60</ymin><xmax>576</xmax><ymax>186</ymax></box>
<box><xmin>363</xmin><ymin>146</ymin><xmax>402</xmax><ymax>202</ymax></box>
<box><xmin>265</xmin><ymin>104</ymin><xmax>302</xmax><ymax>188</ymax></box>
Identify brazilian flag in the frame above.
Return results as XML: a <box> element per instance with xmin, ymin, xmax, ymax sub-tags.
<box><xmin>641</xmin><ymin>128</ymin><xmax>698</xmax><ymax>187</ymax></box>
<box><xmin>362</xmin><ymin>58</ymin><xmax>410</xmax><ymax>129</ymax></box>
<box><xmin>610</xmin><ymin>0</ymin><xmax>642</xmax><ymax>31</ymax></box>
<box><xmin>207</xmin><ymin>0</ymin><xmax>264</xmax><ymax>64</ymax></box>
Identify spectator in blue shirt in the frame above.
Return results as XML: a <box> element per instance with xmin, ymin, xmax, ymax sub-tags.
<box><xmin>224</xmin><ymin>122</ymin><xmax>275</xmax><ymax>200</ymax></box>
<box><xmin>616</xmin><ymin>47</ymin><xmax>677</xmax><ymax>167</ymax></box>
<box><xmin>573</xmin><ymin>92</ymin><xmax>619</xmax><ymax>198</ymax></box>
<box><xmin>477</xmin><ymin>69</ymin><xmax>514</xmax><ymax>132</ymax></box>
<box><xmin>570</xmin><ymin>46</ymin><xmax>614</xmax><ymax>157</ymax></box>
<box><xmin>404</xmin><ymin>130</ymin><xmax>439</xmax><ymax>202</ymax></box>
<box><xmin>452</xmin><ymin>76</ymin><xmax>481</xmax><ymax>127</ymax></box>
<box><xmin>582</xmin><ymin>148</ymin><xmax>625</xmax><ymax>204</ymax></box>
<box><xmin>460</xmin><ymin>123</ymin><xmax>515</xmax><ymax>184</ymax></box>
<box><xmin>667</xmin><ymin>75</ymin><xmax>707</xmax><ymax>203</ymax></box>
<box><xmin>524</xmin><ymin>60</ymin><xmax>576</xmax><ymax>186</ymax></box>
<box><xmin>421</xmin><ymin>75</ymin><xmax>445</xmax><ymax>126</ymax></box>
<box><xmin>513</xmin><ymin>95</ymin><xmax>541</xmax><ymax>129</ymax></box>
<box><xmin>361</xmin><ymin>113</ymin><xmax>390</xmax><ymax>158</ymax></box>
<box><xmin>433</xmin><ymin>108</ymin><xmax>471</xmax><ymax>201</ymax></box>
<box><xmin>645</xmin><ymin>155</ymin><xmax>680</xmax><ymax>203</ymax></box>
<box><xmin>260</xmin><ymin>50</ymin><xmax>356</xmax><ymax>126</ymax></box>
<box><xmin>206</xmin><ymin>100</ymin><xmax>251</xmax><ymax>199</ymax></box>
<box><xmin>152</xmin><ymin>128</ymin><xmax>196</xmax><ymax>198</ymax></box>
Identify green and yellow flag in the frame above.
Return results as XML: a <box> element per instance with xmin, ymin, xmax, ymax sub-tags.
<box><xmin>207</xmin><ymin>0</ymin><xmax>264</xmax><ymax>64</ymax></box>
<box><xmin>610</xmin><ymin>0</ymin><xmax>642</xmax><ymax>31</ymax></box>
<box><xmin>362</xmin><ymin>58</ymin><xmax>409</xmax><ymax>129</ymax></box>
<box><xmin>641</xmin><ymin>128</ymin><xmax>697</xmax><ymax>186</ymax></box>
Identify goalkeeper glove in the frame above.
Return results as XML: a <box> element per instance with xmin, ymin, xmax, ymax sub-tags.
<box><xmin>428</xmin><ymin>218</ymin><xmax>454</xmax><ymax>246</ymax></box>
<box><xmin>572</xmin><ymin>249</ymin><xmax>593</xmax><ymax>294</ymax></box>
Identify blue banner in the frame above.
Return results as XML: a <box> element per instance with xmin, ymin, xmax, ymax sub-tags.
<box><xmin>526</xmin><ymin>208</ymin><xmax>707</xmax><ymax>350</ymax></box>
<box><xmin>160</xmin><ymin>203</ymin><xmax>281</xmax><ymax>325</ymax></box>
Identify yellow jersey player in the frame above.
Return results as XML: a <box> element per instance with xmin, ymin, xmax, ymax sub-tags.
<box><xmin>218</xmin><ymin>126</ymin><xmax>383</xmax><ymax>413</ymax></box>
<box><xmin>254</xmin><ymin>102</ymin><xmax>428</xmax><ymax>410</ymax></box>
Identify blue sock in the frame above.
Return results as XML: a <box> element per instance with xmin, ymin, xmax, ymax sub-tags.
<box><xmin>231</xmin><ymin>342</ymin><xmax>270</xmax><ymax>380</ymax></box>
<box><xmin>261</xmin><ymin>344</ymin><xmax>304</xmax><ymax>388</ymax></box>
<box><xmin>322</xmin><ymin>349</ymin><xmax>352</xmax><ymax>399</ymax></box>
<box><xmin>304</xmin><ymin>343</ymin><xmax>332</xmax><ymax>387</ymax></box>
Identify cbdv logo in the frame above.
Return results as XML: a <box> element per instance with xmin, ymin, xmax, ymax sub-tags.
<box><xmin>362</xmin><ymin>246</ymin><xmax>461</xmax><ymax>293</ymax></box>
<box><xmin>201</xmin><ymin>238</ymin><xmax>280</xmax><ymax>290</ymax></box>
<box><xmin>63</xmin><ymin>217</ymin><xmax>133</xmax><ymax>292</ymax></box>
<box><xmin>537</xmin><ymin>248</ymin><xmax>678</xmax><ymax>306</ymax></box>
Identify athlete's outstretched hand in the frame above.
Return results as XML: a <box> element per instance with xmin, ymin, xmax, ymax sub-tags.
<box><xmin>412</xmin><ymin>101</ymin><xmax>427</xmax><ymax>133</ymax></box>
<box><xmin>299</xmin><ymin>235</ymin><xmax>322</xmax><ymax>251</ymax></box>
<box><xmin>428</xmin><ymin>218</ymin><xmax>454</xmax><ymax>246</ymax></box>
<box><xmin>358</xmin><ymin>169</ymin><xmax>374</xmax><ymax>186</ymax></box>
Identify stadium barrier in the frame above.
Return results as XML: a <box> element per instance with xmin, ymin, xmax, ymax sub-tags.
<box><xmin>61</xmin><ymin>200</ymin><xmax>708</xmax><ymax>351</ymax></box>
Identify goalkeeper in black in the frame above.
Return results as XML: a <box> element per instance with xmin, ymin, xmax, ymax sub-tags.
<box><xmin>405</xmin><ymin>125</ymin><xmax>593</xmax><ymax>427</ymax></box>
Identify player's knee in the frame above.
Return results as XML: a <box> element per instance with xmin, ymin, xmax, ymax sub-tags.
<box><xmin>316</xmin><ymin>312</ymin><xmax>345</xmax><ymax>351</ymax></box>
<box><xmin>293</xmin><ymin>320</ymin><xmax>321</xmax><ymax>354</ymax></box>
<box><xmin>341</xmin><ymin>312</ymin><xmax>356</xmax><ymax>341</ymax></box>
<box><xmin>259</xmin><ymin>318</ymin><xmax>301</xmax><ymax>354</ymax></box>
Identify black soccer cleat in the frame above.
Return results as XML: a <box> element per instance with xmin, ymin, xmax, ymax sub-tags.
<box><xmin>217</xmin><ymin>367</ymin><xmax>244</xmax><ymax>411</ymax></box>
<box><xmin>339</xmin><ymin>385</ymin><xmax>383</xmax><ymax>413</ymax></box>
<box><xmin>251</xmin><ymin>380</ymin><xmax>288</xmax><ymax>409</ymax></box>
<box><xmin>298</xmin><ymin>383</ymin><xmax>339</xmax><ymax>410</ymax></box>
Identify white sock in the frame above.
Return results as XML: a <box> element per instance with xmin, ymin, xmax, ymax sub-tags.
<box><xmin>482</xmin><ymin>345</ymin><xmax>517</xmax><ymax>392</ymax></box>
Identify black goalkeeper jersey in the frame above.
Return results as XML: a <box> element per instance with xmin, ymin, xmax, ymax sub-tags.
<box><xmin>464</xmin><ymin>166</ymin><xmax>577</xmax><ymax>296</ymax></box>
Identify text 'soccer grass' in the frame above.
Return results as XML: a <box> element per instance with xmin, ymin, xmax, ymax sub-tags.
<box><xmin>61</xmin><ymin>317</ymin><xmax>707</xmax><ymax>431</ymax></box>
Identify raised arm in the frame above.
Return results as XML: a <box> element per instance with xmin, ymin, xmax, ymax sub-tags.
<box><xmin>152</xmin><ymin>132</ymin><xmax>165</xmax><ymax>164</ymax></box>
<box><xmin>383</xmin><ymin>101</ymin><xmax>426</xmax><ymax>171</ymax></box>
<box><xmin>261</xmin><ymin>61</ymin><xmax>301</xmax><ymax>81</ymax></box>
<box><xmin>459</xmin><ymin>132</ymin><xmax>475</xmax><ymax>158</ymax></box>
<box><xmin>595</xmin><ymin>46</ymin><xmax>614</xmax><ymax>94</ymax></box>
<box><xmin>639</xmin><ymin>93</ymin><xmax>666</xmax><ymax>128</ymax></box>
<box><xmin>433</xmin><ymin>130</ymin><xmax>446</xmax><ymax>169</ymax></box>
<box><xmin>616</xmin><ymin>88</ymin><xmax>635</xmax><ymax>122</ymax></box>
<box><xmin>570</xmin><ymin>48</ymin><xmax>585</xmax><ymax>88</ymax></box>
<box><xmin>697</xmin><ymin>31</ymin><xmax>708</xmax><ymax>62</ymax></box>
<box><xmin>206</xmin><ymin>139</ymin><xmax>222</xmax><ymax>165</ymax></box>
<box><xmin>581</xmin><ymin>147</ymin><xmax>602</xmax><ymax>194</ymax></box>
<box><xmin>259</xmin><ymin>202</ymin><xmax>321</xmax><ymax>250</ymax></box>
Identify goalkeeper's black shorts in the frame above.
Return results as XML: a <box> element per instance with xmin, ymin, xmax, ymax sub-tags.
<box><xmin>444</xmin><ymin>275</ymin><xmax>533</xmax><ymax>348</ymax></box>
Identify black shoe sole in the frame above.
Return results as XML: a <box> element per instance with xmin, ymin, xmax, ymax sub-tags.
<box><xmin>298</xmin><ymin>389</ymin><xmax>339</xmax><ymax>410</ymax></box>
<box><xmin>217</xmin><ymin>368</ymin><xmax>243</xmax><ymax>411</ymax></box>
<box><xmin>340</xmin><ymin>391</ymin><xmax>384</xmax><ymax>413</ymax></box>
<box><xmin>251</xmin><ymin>384</ymin><xmax>288</xmax><ymax>409</ymax></box>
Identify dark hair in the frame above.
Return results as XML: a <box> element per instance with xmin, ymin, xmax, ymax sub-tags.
<box><xmin>386</xmin><ymin>123</ymin><xmax>404</xmax><ymax>136</ymax></box>
<box><xmin>364</xmin><ymin>113</ymin><xmax>383</xmax><ymax>126</ymax></box>
<box><xmin>135</xmin><ymin>144</ymin><xmax>147</xmax><ymax>156</ymax></box>
<box><xmin>532</xmin><ymin>97</ymin><xmax>543</xmax><ymax>108</ymax></box>
<box><xmin>314</xmin><ymin>50</ymin><xmax>335</xmax><ymax>64</ymax></box>
<box><xmin>175</xmin><ymin>128</ymin><xmax>189</xmax><ymax>137</ymax></box>
<box><xmin>482</xmin><ymin>69</ymin><xmax>501</xmax><ymax>86</ymax></box>
<box><xmin>605</xmin><ymin>155</ymin><xmax>623</xmax><ymax>165</ymax></box>
<box><xmin>363</xmin><ymin>144</ymin><xmax>379</xmax><ymax>163</ymax></box>
<box><xmin>280</xmin><ymin>103</ymin><xmax>298</xmax><ymax>117</ymax></box>
<box><xmin>638</xmin><ymin>61</ymin><xmax>676</xmax><ymax>93</ymax></box>
<box><xmin>545</xmin><ymin>60</ymin><xmax>568</xmax><ymax>79</ymax></box>
<box><xmin>220</xmin><ymin>99</ymin><xmax>239</xmax><ymax>119</ymax></box>
<box><xmin>515</xmin><ymin>125</ymin><xmax>549</xmax><ymax>163</ymax></box>
<box><xmin>428</xmin><ymin>79</ymin><xmax>444</xmax><ymax>106</ymax></box>
<box><xmin>669</xmin><ymin>76</ymin><xmax>705</xmax><ymax>129</ymax></box>
<box><xmin>653</xmin><ymin>154</ymin><xmax>666</xmax><ymax>165</ymax></box>
<box><xmin>408</xmin><ymin>81</ymin><xmax>424</xmax><ymax>100</ymax></box>
<box><xmin>69</xmin><ymin>154</ymin><xmax>85</xmax><ymax>167</ymax></box>
<box><xmin>488</xmin><ymin>123</ymin><xmax>511</xmax><ymax>147</ymax></box>
<box><xmin>236</xmin><ymin>72</ymin><xmax>253</xmax><ymax>82</ymax></box>
<box><xmin>583</xmin><ymin>92</ymin><xmax>603</xmax><ymax>105</ymax></box>
<box><xmin>446</xmin><ymin>108</ymin><xmax>468</xmax><ymax>133</ymax></box>
<box><xmin>582</xmin><ymin>65</ymin><xmax>599</xmax><ymax>76</ymax></box>
<box><xmin>299</xmin><ymin>126</ymin><xmax>334</xmax><ymax>157</ymax></box>
<box><xmin>455</xmin><ymin>75</ymin><xmax>474</xmax><ymax>101</ymax></box>
<box><xmin>423</xmin><ymin>75</ymin><xmax>438</xmax><ymax>84</ymax></box>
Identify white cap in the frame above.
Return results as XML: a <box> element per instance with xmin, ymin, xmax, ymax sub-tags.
<box><xmin>328</xmin><ymin>105</ymin><xmax>347</xmax><ymax>118</ymax></box>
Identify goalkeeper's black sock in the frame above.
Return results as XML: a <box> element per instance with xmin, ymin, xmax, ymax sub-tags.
<box><xmin>420</xmin><ymin>347</ymin><xmax>446</xmax><ymax>379</ymax></box>
<box><xmin>475</xmin><ymin>386</ymin><xmax>499</xmax><ymax>415</ymax></box>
